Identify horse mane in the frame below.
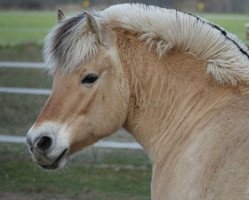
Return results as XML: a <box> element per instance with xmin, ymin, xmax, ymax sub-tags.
<box><xmin>44</xmin><ymin>3</ymin><xmax>249</xmax><ymax>85</ymax></box>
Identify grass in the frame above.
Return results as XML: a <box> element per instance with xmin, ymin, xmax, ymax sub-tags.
<box><xmin>0</xmin><ymin>43</ymin><xmax>43</xmax><ymax>61</ymax></box>
<box><xmin>0</xmin><ymin>11</ymin><xmax>56</xmax><ymax>45</ymax></box>
<box><xmin>0</xmin><ymin>93</ymin><xmax>47</xmax><ymax>135</ymax></box>
<box><xmin>1</xmin><ymin>163</ymin><xmax>150</xmax><ymax>200</ymax></box>
<box><xmin>0</xmin><ymin>143</ymin><xmax>151</xmax><ymax>200</ymax></box>
<box><xmin>204</xmin><ymin>13</ymin><xmax>249</xmax><ymax>40</ymax></box>
<box><xmin>0</xmin><ymin>68</ymin><xmax>51</xmax><ymax>88</ymax></box>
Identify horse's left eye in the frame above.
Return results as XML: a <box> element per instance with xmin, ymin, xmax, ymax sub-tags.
<box><xmin>81</xmin><ymin>74</ymin><xmax>98</xmax><ymax>85</ymax></box>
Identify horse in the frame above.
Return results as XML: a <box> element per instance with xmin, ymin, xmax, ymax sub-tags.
<box><xmin>26</xmin><ymin>4</ymin><xmax>249</xmax><ymax>200</ymax></box>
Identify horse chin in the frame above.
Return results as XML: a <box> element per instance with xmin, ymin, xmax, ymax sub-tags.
<box><xmin>38</xmin><ymin>148</ymin><xmax>68</xmax><ymax>170</ymax></box>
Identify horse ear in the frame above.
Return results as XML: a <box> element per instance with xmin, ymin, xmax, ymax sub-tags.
<box><xmin>84</xmin><ymin>11</ymin><xmax>102</xmax><ymax>42</ymax></box>
<box><xmin>57</xmin><ymin>9</ymin><xmax>65</xmax><ymax>23</ymax></box>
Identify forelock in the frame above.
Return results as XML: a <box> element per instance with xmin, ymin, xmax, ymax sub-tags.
<box><xmin>43</xmin><ymin>13</ymin><xmax>99</xmax><ymax>74</ymax></box>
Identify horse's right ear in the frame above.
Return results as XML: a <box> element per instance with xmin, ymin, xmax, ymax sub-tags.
<box><xmin>57</xmin><ymin>9</ymin><xmax>65</xmax><ymax>23</ymax></box>
<box><xmin>84</xmin><ymin>11</ymin><xmax>102</xmax><ymax>43</ymax></box>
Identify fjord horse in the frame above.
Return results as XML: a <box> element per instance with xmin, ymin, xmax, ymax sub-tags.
<box><xmin>27</xmin><ymin>4</ymin><xmax>249</xmax><ymax>200</ymax></box>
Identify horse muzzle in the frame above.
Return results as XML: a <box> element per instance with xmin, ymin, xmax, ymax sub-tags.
<box><xmin>26</xmin><ymin>122</ymin><xmax>69</xmax><ymax>169</ymax></box>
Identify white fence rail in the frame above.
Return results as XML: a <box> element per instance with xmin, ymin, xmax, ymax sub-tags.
<box><xmin>0</xmin><ymin>62</ymin><xmax>143</xmax><ymax>150</ymax></box>
<box><xmin>0</xmin><ymin>87</ymin><xmax>50</xmax><ymax>95</ymax></box>
<box><xmin>0</xmin><ymin>135</ymin><xmax>143</xmax><ymax>150</ymax></box>
<box><xmin>0</xmin><ymin>61</ymin><xmax>45</xmax><ymax>69</ymax></box>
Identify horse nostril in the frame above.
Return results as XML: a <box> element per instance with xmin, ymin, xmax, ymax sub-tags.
<box><xmin>36</xmin><ymin>136</ymin><xmax>52</xmax><ymax>152</ymax></box>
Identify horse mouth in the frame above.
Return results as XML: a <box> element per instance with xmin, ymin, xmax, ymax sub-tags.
<box><xmin>41</xmin><ymin>148</ymin><xmax>68</xmax><ymax>170</ymax></box>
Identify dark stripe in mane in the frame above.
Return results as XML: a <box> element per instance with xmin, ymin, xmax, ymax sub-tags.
<box><xmin>185</xmin><ymin>12</ymin><xmax>249</xmax><ymax>59</ymax></box>
<box><xmin>52</xmin><ymin>13</ymin><xmax>85</xmax><ymax>60</ymax></box>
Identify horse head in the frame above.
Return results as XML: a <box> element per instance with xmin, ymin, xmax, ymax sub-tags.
<box><xmin>26</xmin><ymin>10</ymin><xmax>129</xmax><ymax>169</ymax></box>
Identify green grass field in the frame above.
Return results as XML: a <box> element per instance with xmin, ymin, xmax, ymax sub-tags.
<box><xmin>204</xmin><ymin>14</ymin><xmax>249</xmax><ymax>40</ymax></box>
<box><xmin>0</xmin><ymin>11</ymin><xmax>55</xmax><ymax>45</ymax></box>
<box><xmin>0</xmin><ymin>11</ymin><xmax>248</xmax><ymax>45</ymax></box>
<box><xmin>0</xmin><ymin>143</ymin><xmax>151</xmax><ymax>200</ymax></box>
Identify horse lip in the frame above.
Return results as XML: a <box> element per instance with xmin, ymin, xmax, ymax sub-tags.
<box><xmin>41</xmin><ymin>148</ymin><xmax>68</xmax><ymax>170</ymax></box>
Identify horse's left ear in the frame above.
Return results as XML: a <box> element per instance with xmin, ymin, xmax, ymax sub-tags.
<box><xmin>84</xmin><ymin>11</ymin><xmax>102</xmax><ymax>43</ymax></box>
<box><xmin>57</xmin><ymin>9</ymin><xmax>65</xmax><ymax>23</ymax></box>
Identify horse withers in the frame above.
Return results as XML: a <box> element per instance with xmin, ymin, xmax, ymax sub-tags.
<box><xmin>27</xmin><ymin>4</ymin><xmax>249</xmax><ymax>200</ymax></box>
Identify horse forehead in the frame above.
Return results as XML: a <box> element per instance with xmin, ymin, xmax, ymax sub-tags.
<box><xmin>69</xmin><ymin>49</ymin><xmax>116</xmax><ymax>73</ymax></box>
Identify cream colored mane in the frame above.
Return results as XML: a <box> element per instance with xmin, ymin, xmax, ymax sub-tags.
<box><xmin>44</xmin><ymin>3</ymin><xmax>249</xmax><ymax>85</ymax></box>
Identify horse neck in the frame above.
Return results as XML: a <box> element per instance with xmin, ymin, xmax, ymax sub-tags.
<box><xmin>115</xmin><ymin>29</ymin><xmax>237</xmax><ymax>162</ymax></box>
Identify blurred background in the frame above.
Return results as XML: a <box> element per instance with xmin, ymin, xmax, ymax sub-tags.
<box><xmin>0</xmin><ymin>0</ymin><xmax>248</xmax><ymax>200</ymax></box>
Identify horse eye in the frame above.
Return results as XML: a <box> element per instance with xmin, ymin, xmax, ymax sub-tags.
<box><xmin>81</xmin><ymin>74</ymin><xmax>98</xmax><ymax>85</ymax></box>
